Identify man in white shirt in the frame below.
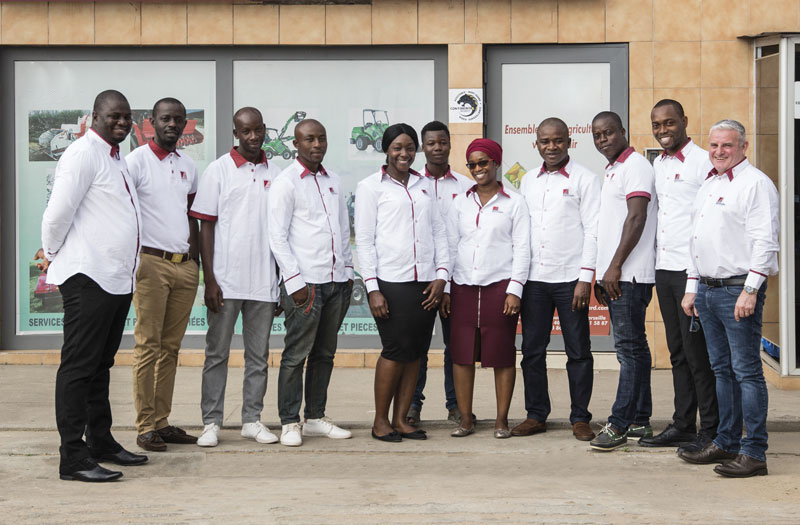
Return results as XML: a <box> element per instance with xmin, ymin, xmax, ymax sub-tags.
<box><xmin>408</xmin><ymin>121</ymin><xmax>474</xmax><ymax>427</ymax></box>
<box><xmin>127</xmin><ymin>97</ymin><xmax>200</xmax><ymax>452</ymax></box>
<box><xmin>38</xmin><ymin>90</ymin><xmax>148</xmax><ymax>482</ymax></box>
<box><xmin>189</xmin><ymin>107</ymin><xmax>282</xmax><ymax>448</ymax></box>
<box><xmin>513</xmin><ymin>118</ymin><xmax>600</xmax><ymax>442</ymax></box>
<box><xmin>640</xmin><ymin>99</ymin><xmax>719</xmax><ymax>451</ymax></box>
<box><xmin>589</xmin><ymin>111</ymin><xmax>658</xmax><ymax>451</ymax></box>
<box><xmin>268</xmin><ymin>119</ymin><xmax>354</xmax><ymax>447</ymax></box>
<box><xmin>679</xmin><ymin>120</ymin><xmax>778</xmax><ymax>478</ymax></box>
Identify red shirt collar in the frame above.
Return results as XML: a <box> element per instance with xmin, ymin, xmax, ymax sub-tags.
<box><xmin>659</xmin><ymin>138</ymin><xmax>692</xmax><ymax>163</ymax></box>
<box><xmin>423</xmin><ymin>164</ymin><xmax>456</xmax><ymax>180</ymax></box>
<box><xmin>297</xmin><ymin>158</ymin><xmax>328</xmax><ymax>178</ymax></box>
<box><xmin>89</xmin><ymin>128</ymin><xmax>120</xmax><ymax>159</ymax></box>
<box><xmin>537</xmin><ymin>157</ymin><xmax>571</xmax><ymax>178</ymax></box>
<box><xmin>606</xmin><ymin>146</ymin><xmax>635</xmax><ymax>168</ymax></box>
<box><xmin>148</xmin><ymin>140</ymin><xmax>179</xmax><ymax>161</ymax></box>
<box><xmin>466</xmin><ymin>181</ymin><xmax>509</xmax><ymax>198</ymax></box>
<box><xmin>707</xmin><ymin>157</ymin><xmax>747</xmax><ymax>182</ymax></box>
<box><xmin>230</xmin><ymin>147</ymin><xmax>267</xmax><ymax>168</ymax></box>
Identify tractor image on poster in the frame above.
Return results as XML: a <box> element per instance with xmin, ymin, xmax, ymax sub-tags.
<box><xmin>350</xmin><ymin>109</ymin><xmax>389</xmax><ymax>152</ymax></box>
<box><xmin>37</xmin><ymin>113</ymin><xmax>90</xmax><ymax>160</ymax></box>
<box><xmin>262</xmin><ymin>111</ymin><xmax>307</xmax><ymax>160</ymax></box>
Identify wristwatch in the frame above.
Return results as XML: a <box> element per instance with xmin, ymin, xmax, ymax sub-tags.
<box><xmin>744</xmin><ymin>285</ymin><xmax>757</xmax><ymax>295</ymax></box>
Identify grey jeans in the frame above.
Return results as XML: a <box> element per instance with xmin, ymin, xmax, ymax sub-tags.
<box><xmin>201</xmin><ymin>299</ymin><xmax>275</xmax><ymax>426</ymax></box>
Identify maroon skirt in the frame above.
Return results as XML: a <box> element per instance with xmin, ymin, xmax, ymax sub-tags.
<box><xmin>449</xmin><ymin>279</ymin><xmax>519</xmax><ymax>368</ymax></box>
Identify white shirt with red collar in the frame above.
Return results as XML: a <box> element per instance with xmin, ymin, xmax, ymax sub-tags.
<box><xmin>355</xmin><ymin>167</ymin><xmax>450</xmax><ymax>293</ymax></box>
<box><xmin>126</xmin><ymin>141</ymin><xmax>198</xmax><ymax>254</ymax></box>
<box><xmin>422</xmin><ymin>164</ymin><xmax>473</xmax><ymax>217</ymax></box>
<box><xmin>520</xmin><ymin>158</ymin><xmax>601</xmax><ymax>284</ymax></box>
<box><xmin>268</xmin><ymin>159</ymin><xmax>354</xmax><ymax>295</ymax></box>
<box><xmin>189</xmin><ymin>148</ymin><xmax>281</xmax><ymax>302</ymax></box>
<box><xmin>446</xmin><ymin>183</ymin><xmax>531</xmax><ymax>297</ymax></box>
<box><xmin>596</xmin><ymin>147</ymin><xmax>658</xmax><ymax>284</ymax></box>
<box><xmin>42</xmin><ymin>128</ymin><xmax>141</xmax><ymax>294</ymax></box>
<box><xmin>653</xmin><ymin>139</ymin><xmax>709</xmax><ymax>271</ymax></box>
<box><xmin>685</xmin><ymin>158</ymin><xmax>779</xmax><ymax>293</ymax></box>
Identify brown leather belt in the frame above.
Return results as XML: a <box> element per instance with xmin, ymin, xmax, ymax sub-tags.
<box><xmin>700</xmin><ymin>275</ymin><xmax>747</xmax><ymax>287</ymax></box>
<box><xmin>141</xmin><ymin>246</ymin><xmax>192</xmax><ymax>263</ymax></box>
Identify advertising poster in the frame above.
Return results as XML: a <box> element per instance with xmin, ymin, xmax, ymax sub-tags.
<box><xmin>234</xmin><ymin>59</ymin><xmax>436</xmax><ymax>335</ymax></box>
<box><xmin>501</xmin><ymin>63</ymin><xmax>611</xmax><ymax>336</ymax></box>
<box><xmin>15</xmin><ymin>61</ymin><xmax>217</xmax><ymax>334</ymax></box>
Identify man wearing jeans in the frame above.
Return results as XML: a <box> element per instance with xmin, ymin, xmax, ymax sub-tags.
<box><xmin>679</xmin><ymin>120</ymin><xmax>778</xmax><ymax>478</ymax></box>
<box><xmin>268</xmin><ymin>119</ymin><xmax>353</xmax><ymax>447</ymax></box>
<box><xmin>589</xmin><ymin>111</ymin><xmax>658</xmax><ymax>451</ymax></box>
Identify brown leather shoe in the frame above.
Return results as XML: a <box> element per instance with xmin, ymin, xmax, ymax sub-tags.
<box><xmin>678</xmin><ymin>442</ymin><xmax>737</xmax><ymax>464</ymax></box>
<box><xmin>157</xmin><ymin>425</ymin><xmax>198</xmax><ymax>444</ymax></box>
<box><xmin>137</xmin><ymin>431</ymin><xmax>167</xmax><ymax>452</ymax></box>
<box><xmin>714</xmin><ymin>454</ymin><xmax>768</xmax><ymax>478</ymax></box>
<box><xmin>572</xmin><ymin>421</ymin><xmax>595</xmax><ymax>441</ymax></box>
<box><xmin>511</xmin><ymin>419</ymin><xmax>547</xmax><ymax>437</ymax></box>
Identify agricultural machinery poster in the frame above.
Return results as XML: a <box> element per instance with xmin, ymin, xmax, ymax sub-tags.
<box><xmin>234</xmin><ymin>59</ymin><xmax>435</xmax><ymax>335</ymax></box>
<box><xmin>15</xmin><ymin>60</ymin><xmax>217</xmax><ymax>335</ymax></box>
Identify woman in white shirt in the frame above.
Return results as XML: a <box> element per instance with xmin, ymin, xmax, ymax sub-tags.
<box><xmin>442</xmin><ymin>139</ymin><xmax>531</xmax><ymax>438</ymax></box>
<box><xmin>355</xmin><ymin>123</ymin><xmax>450</xmax><ymax>443</ymax></box>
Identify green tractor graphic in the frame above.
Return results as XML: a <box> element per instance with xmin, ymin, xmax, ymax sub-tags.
<box><xmin>262</xmin><ymin>111</ymin><xmax>306</xmax><ymax>160</ymax></box>
<box><xmin>350</xmin><ymin>109</ymin><xmax>389</xmax><ymax>152</ymax></box>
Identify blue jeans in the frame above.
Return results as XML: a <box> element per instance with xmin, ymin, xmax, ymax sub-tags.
<box><xmin>604</xmin><ymin>281</ymin><xmax>653</xmax><ymax>431</ymax></box>
<box><xmin>695</xmin><ymin>282</ymin><xmax>768</xmax><ymax>461</ymax></box>
<box><xmin>412</xmin><ymin>312</ymin><xmax>457</xmax><ymax>411</ymax></box>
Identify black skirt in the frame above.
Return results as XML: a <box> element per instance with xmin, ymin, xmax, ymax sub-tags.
<box><xmin>374</xmin><ymin>279</ymin><xmax>437</xmax><ymax>362</ymax></box>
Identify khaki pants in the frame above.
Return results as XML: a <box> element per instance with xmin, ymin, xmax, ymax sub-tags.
<box><xmin>132</xmin><ymin>253</ymin><xmax>199</xmax><ymax>434</ymax></box>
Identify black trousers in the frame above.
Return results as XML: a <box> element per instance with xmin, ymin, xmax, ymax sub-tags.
<box><xmin>655</xmin><ymin>269</ymin><xmax>719</xmax><ymax>435</ymax></box>
<box><xmin>520</xmin><ymin>280</ymin><xmax>594</xmax><ymax>424</ymax></box>
<box><xmin>55</xmin><ymin>273</ymin><xmax>132</xmax><ymax>467</ymax></box>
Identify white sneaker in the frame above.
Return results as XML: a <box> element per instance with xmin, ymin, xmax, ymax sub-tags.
<box><xmin>241</xmin><ymin>421</ymin><xmax>278</xmax><ymax>444</ymax></box>
<box><xmin>302</xmin><ymin>417</ymin><xmax>352</xmax><ymax>439</ymax></box>
<box><xmin>197</xmin><ymin>423</ymin><xmax>219</xmax><ymax>447</ymax></box>
<box><xmin>280</xmin><ymin>423</ymin><xmax>303</xmax><ymax>447</ymax></box>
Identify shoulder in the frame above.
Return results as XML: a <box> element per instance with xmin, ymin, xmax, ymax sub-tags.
<box><xmin>622</xmin><ymin>152</ymin><xmax>654</xmax><ymax>177</ymax></box>
<box><xmin>202</xmin><ymin>155</ymin><xmax>229</xmax><ymax>177</ymax></box>
<box><xmin>178</xmin><ymin>152</ymin><xmax>198</xmax><ymax>171</ymax></box>
<box><xmin>743</xmin><ymin>164</ymin><xmax>778</xmax><ymax>193</ymax></box>
<box><xmin>125</xmin><ymin>144</ymin><xmax>150</xmax><ymax>164</ymax></box>
<box><xmin>264</xmin><ymin>162</ymin><xmax>282</xmax><ymax>177</ymax></box>
<box><xmin>570</xmin><ymin>161</ymin><xmax>601</xmax><ymax>181</ymax></box>
<box><xmin>452</xmin><ymin>171</ymin><xmax>473</xmax><ymax>189</ymax></box>
<box><xmin>358</xmin><ymin>171</ymin><xmax>383</xmax><ymax>188</ymax></box>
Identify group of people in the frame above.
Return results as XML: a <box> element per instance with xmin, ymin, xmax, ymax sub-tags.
<box><xmin>38</xmin><ymin>88</ymin><xmax>778</xmax><ymax>483</ymax></box>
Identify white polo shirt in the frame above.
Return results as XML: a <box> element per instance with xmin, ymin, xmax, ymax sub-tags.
<box><xmin>653</xmin><ymin>139</ymin><xmax>709</xmax><ymax>271</ymax></box>
<box><xmin>422</xmin><ymin>164</ymin><xmax>473</xmax><ymax>217</ymax></box>
<box><xmin>42</xmin><ymin>128</ymin><xmax>141</xmax><ymax>295</ymax></box>
<box><xmin>268</xmin><ymin>159</ymin><xmax>354</xmax><ymax>295</ymax></box>
<box><xmin>685</xmin><ymin>159</ymin><xmax>779</xmax><ymax>293</ymax></box>
<box><xmin>596</xmin><ymin>147</ymin><xmax>658</xmax><ymax>284</ymax></box>
<box><xmin>447</xmin><ymin>183</ymin><xmax>531</xmax><ymax>298</ymax></box>
<box><xmin>520</xmin><ymin>158</ymin><xmax>601</xmax><ymax>284</ymax></box>
<box><xmin>189</xmin><ymin>148</ymin><xmax>280</xmax><ymax>302</ymax></box>
<box><xmin>126</xmin><ymin>141</ymin><xmax>198</xmax><ymax>254</ymax></box>
<box><xmin>355</xmin><ymin>167</ymin><xmax>450</xmax><ymax>293</ymax></box>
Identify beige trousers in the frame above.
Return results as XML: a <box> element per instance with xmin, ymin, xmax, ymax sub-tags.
<box><xmin>132</xmin><ymin>253</ymin><xmax>199</xmax><ymax>434</ymax></box>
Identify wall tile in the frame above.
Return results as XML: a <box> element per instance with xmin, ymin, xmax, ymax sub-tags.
<box><xmin>606</xmin><ymin>0</ymin><xmax>653</xmax><ymax>42</ymax></box>
<box><xmin>96</xmin><ymin>2</ymin><xmax>141</xmax><ymax>45</ymax></box>
<box><xmin>654</xmin><ymin>0</ymin><xmax>700</xmax><ymax>41</ymax></box>
<box><xmin>700</xmin><ymin>88</ymin><xmax>750</xmax><ymax>138</ymax></box>
<box><xmin>756</xmin><ymin>133</ymin><xmax>779</xmax><ymax>183</ymax></box>
<box><xmin>629</xmin><ymin>41</ymin><xmax>654</xmax><ymax>88</ymax></box>
<box><xmin>233</xmin><ymin>4</ymin><xmax>278</xmax><ymax>45</ymax></box>
<box><xmin>701</xmin><ymin>0</ymin><xmax>747</xmax><ymax>41</ymax></box>
<box><xmin>419</xmin><ymin>0</ymin><xmax>465</xmax><ymax>44</ymax></box>
<box><xmin>2</xmin><ymin>2</ymin><xmax>48</xmax><ymax>45</ymax></box>
<box><xmin>653</xmin><ymin>87</ymin><xmax>701</xmax><ymax>135</ymax></box>
<box><xmin>326</xmin><ymin>5</ymin><xmax>372</xmax><ymax>45</ymax></box>
<box><xmin>188</xmin><ymin>3</ymin><xmax>232</xmax><ymax>45</ymax></box>
<box><xmin>629</xmin><ymin>134</ymin><xmax>657</xmax><ymax>153</ymax></box>
<box><xmin>557</xmin><ymin>0</ymin><xmax>604</xmax><ymax>43</ymax></box>
<box><xmin>653</xmin><ymin>41</ymin><xmax>700</xmax><ymax>88</ymax></box>
<box><xmin>763</xmin><ymin>273</ymin><xmax>780</xmax><ymax>323</ymax></box>
<box><xmin>141</xmin><ymin>2</ymin><xmax>187</xmax><ymax>45</ymax></box>
<box><xmin>372</xmin><ymin>0</ymin><xmax>417</xmax><ymax>44</ymax></box>
<box><xmin>511</xmin><ymin>0</ymin><xmax>557</xmax><ymax>43</ymax></box>
<box><xmin>756</xmin><ymin>86</ymin><xmax>779</xmax><ymax>135</ymax></box>
<box><xmin>701</xmin><ymin>40</ymin><xmax>751</xmax><ymax>88</ymax></box>
<box><xmin>280</xmin><ymin>5</ymin><xmax>325</xmax><ymax>45</ymax></box>
<box><xmin>448</xmin><ymin>43</ymin><xmax>482</xmax><ymax>88</ymax></box>
<box><xmin>653</xmin><ymin>322</ymin><xmax>670</xmax><ymax>368</ymax></box>
<box><xmin>629</xmin><ymin>89</ymin><xmax>654</xmax><ymax>135</ymax></box>
<box><xmin>50</xmin><ymin>2</ymin><xmax>94</xmax><ymax>45</ymax></box>
<box><xmin>465</xmin><ymin>0</ymin><xmax>511</xmax><ymax>44</ymax></box>
<box><xmin>748</xmin><ymin>0</ymin><xmax>799</xmax><ymax>34</ymax></box>
<box><xmin>450</xmin><ymin>134</ymin><xmax>482</xmax><ymax>172</ymax></box>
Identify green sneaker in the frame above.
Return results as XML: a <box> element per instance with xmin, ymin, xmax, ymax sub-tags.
<box><xmin>590</xmin><ymin>423</ymin><xmax>628</xmax><ymax>451</ymax></box>
<box><xmin>626</xmin><ymin>423</ymin><xmax>653</xmax><ymax>439</ymax></box>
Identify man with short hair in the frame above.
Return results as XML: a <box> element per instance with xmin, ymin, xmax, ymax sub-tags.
<box><xmin>589</xmin><ymin>111</ymin><xmax>658</xmax><ymax>451</ymax></box>
<box><xmin>640</xmin><ymin>99</ymin><xmax>719</xmax><ymax>451</ymax></box>
<box><xmin>39</xmin><ymin>89</ymin><xmax>148</xmax><ymax>482</ymax></box>
<box><xmin>679</xmin><ymin>120</ymin><xmax>778</xmax><ymax>478</ymax></box>
<box><xmin>407</xmin><ymin>120</ymin><xmax>473</xmax><ymax>426</ymax></box>
<box><xmin>268</xmin><ymin>119</ymin><xmax>354</xmax><ymax>447</ymax></box>
<box><xmin>127</xmin><ymin>97</ymin><xmax>200</xmax><ymax>452</ymax></box>
<box><xmin>513</xmin><ymin>117</ymin><xmax>600</xmax><ymax>442</ymax></box>
<box><xmin>190</xmin><ymin>107</ymin><xmax>282</xmax><ymax>448</ymax></box>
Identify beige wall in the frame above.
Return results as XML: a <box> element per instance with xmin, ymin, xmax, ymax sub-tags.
<box><xmin>2</xmin><ymin>0</ymin><xmax>795</xmax><ymax>366</ymax></box>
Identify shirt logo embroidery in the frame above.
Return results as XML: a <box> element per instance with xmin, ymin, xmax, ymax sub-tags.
<box><xmin>492</xmin><ymin>206</ymin><xmax>502</xmax><ymax>213</ymax></box>
<box><xmin>452</xmin><ymin>193</ymin><xmax>458</xmax><ymax>199</ymax></box>
<box><xmin>716</xmin><ymin>197</ymin><xmax>724</xmax><ymax>206</ymax></box>
<box><xmin>180</xmin><ymin>171</ymin><xmax>187</xmax><ymax>180</ymax></box>
<box><xmin>608</xmin><ymin>172</ymin><xmax>615</xmax><ymax>181</ymax></box>
<box><xmin>421</xmin><ymin>189</ymin><xmax>428</xmax><ymax>195</ymax></box>
<box><xmin>674</xmin><ymin>173</ymin><xmax>681</xmax><ymax>181</ymax></box>
<box><xmin>264</xmin><ymin>180</ymin><xmax>270</xmax><ymax>189</ymax></box>
<box><xmin>563</xmin><ymin>188</ymin><xmax>569</xmax><ymax>196</ymax></box>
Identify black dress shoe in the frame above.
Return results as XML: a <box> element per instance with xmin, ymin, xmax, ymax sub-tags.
<box><xmin>400</xmin><ymin>429</ymin><xmax>427</xmax><ymax>440</ymax></box>
<box><xmin>714</xmin><ymin>454</ymin><xmax>768</xmax><ymax>478</ymax></box>
<box><xmin>678</xmin><ymin>432</ymin><xmax>715</xmax><ymax>454</ymax></box>
<box><xmin>157</xmin><ymin>425</ymin><xmax>198</xmax><ymax>444</ymax></box>
<box><xmin>59</xmin><ymin>458</ymin><xmax>123</xmax><ymax>482</ymax></box>
<box><xmin>638</xmin><ymin>424</ymin><xmax>696</xmax><ymax>447</ymax></box>
<box><xmin>137</xmin><ymin>431</ymin><xmax>167</xmax><ymax>452</ymax></box>
<box><xmin>371</xmin><ymin>429</ymin><xmax>402</xmax><ymax>442</ymax></box>
<box><xmin>678</xmin><ymin>442</ymin><xmax>737</xmax><ymax>465</ymax></box>
<box><xmin>90</xmin><ymin>447</ymin><xmax>148</xmax><ymax>466</ymax></box>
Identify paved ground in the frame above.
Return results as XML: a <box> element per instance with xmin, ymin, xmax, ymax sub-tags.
<box><xmin>0</xmin><ymin>365</ymin><xmax>798</xmax><ymax>523</ymax></box>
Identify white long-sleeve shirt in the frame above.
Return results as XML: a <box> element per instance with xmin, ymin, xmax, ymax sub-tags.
<box><xmin>422</xmin><ymin>165</ymin><xmax>474</xmax><ymax>217</ymax></box>
<box><xmin>268</xmin><ymin>159</ymin><xmax>354</xmax><ymax>294</ymax></box>
<box><xmin>447</xmin><ymin>183</ymin><xmax>531</xmax><ymax>297</ymax></box>
<box><xmin>520</xmin><ymin>158</ymin><xmax>600</xmax><ymax>283</ymax></box>
<box><xmin>355</xmin><ymin>168</ymin><xmax>450</xmax><ymax>292</ymax></box>
<box><xmin>685</xmin><ymin>158</ymin><xmax>779</xmax><ymax>293</ymax></box>
<box><xmin>42</xmin><ymin>128</ymin><xmax>141</xmax><ymax>295</ymax></box>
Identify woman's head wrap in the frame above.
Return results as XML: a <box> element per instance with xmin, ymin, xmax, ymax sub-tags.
<box><xmin>466</xmin><ymin>138</ymin><xmax>502</xmax><ymax>164</ymax></box>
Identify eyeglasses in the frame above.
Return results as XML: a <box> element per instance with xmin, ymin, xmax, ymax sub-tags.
<box><xmin>466</xmin><ymin>159</ymin><xmax>492</xmax><ymax>170</ymax></box>
<box><xmin>689</xmin><ymin>314</ymin><xmax>701</xmax><ymax>333</ymax></box>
